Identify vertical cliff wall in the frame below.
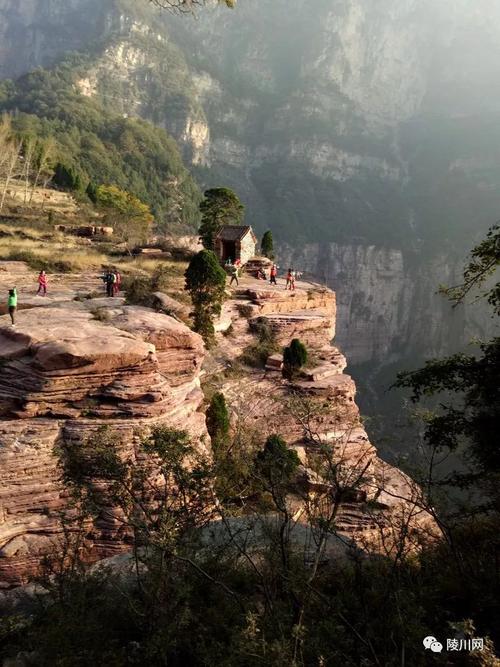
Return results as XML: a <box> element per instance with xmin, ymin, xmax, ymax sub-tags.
<box><xmin>279</xmin><ymin>242</ymin><xmax>492</xmax><ymax>366</ymax></box>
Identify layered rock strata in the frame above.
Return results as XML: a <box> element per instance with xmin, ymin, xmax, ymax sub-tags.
<box><xmin>0</xmin><ymin>296</ymin><xmax>206</xmax><ymax>588</ymax></box>
<box><xmin>213</xmin><ymin>277</ymin><xmax>435</xmax><ymax>551</ymax></box>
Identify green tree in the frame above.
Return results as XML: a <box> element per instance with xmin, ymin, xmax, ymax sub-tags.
<box><xmin>199</xmin><ymin>187</ymin><xmax>244</xmax><ymax>250</ymax></box>
<box><xmin>260</xmin><ymin>230</ymin><xmax>274</xmax><ymax>259</ymax></box>
<box><xmin>53</xmin><ymin>162</ymin><xmax>82</xmax><ymax>191</ymax></box>
<box><xmin>185</xmin><ymin>249</ymin><xmax>227</xmax><ymax>346</ymax></box>
<box><xmin>394</xmin><ymin>223</ymin><xmax>500</xmax><ymax>498</ymax></box>
<box><xmin>206</xmin><ymin>392</ymin><xmax>230</xmax><ymax>450</ymax></box>
<box><xmin>254</xmin><ymin>434</ymin><xmax>300</xmax><ymax>500</ymax></box>
<box><xmin>282</xmin><ymin>338</ymin><xmax>308</xmax><ymax>379</ymax></box>
<box><xmin>86</xmin><ymin>181</ymin><xmax>98</xmax><ymax>204</ymax></box>
<box><xmin>96</xmin><ymin>184</ymin><xmax>154</xmax><ymax>253</ymax></box>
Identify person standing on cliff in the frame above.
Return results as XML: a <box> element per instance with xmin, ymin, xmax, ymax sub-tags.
<box><xmin>270</xmin><ymin>263</ymin><xmax>278</xmax><ymax>285</ymax></box>
<box><xmin>105</xmin><ymin>270</ymin><xmax>115</xmax><ymax>297</ymax></box>
<box><xmin>7</xmin><ymin>287</ymin><xmax>17</xmax><ymax>325</ymax></box>
<box><xmin>113</xmin><ymin>269</ymin><xmax>122</xmax><ymax>296</ymax></box>
<box><xmin>37</xmin><ymin>270</ymin><xmax>48</xmax><ymax>296</ymax></box>
<box><xmin>229</xmin><ymin>263</ymin><xmax>239</xmax><ymax>286</ymax></box>
<box><xmin>285</xmin><ymin>268</ymin><xmax>293</xmax><ymax>290</ymax></box>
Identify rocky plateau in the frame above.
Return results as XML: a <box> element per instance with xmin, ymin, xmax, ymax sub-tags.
<box><xmin>0</xmin><ymin>261</ymin><xmax>435</xmax><ymax>589</ymax></box>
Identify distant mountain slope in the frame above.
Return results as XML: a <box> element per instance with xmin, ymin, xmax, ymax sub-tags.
<box><xmin>0</xmin><ymin>59</ymin><xmax>201</xmax><ymax>231</ymax></box>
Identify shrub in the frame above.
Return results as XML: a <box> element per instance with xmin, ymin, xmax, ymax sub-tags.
<box><xmin>282</xmin><ymin>338</ymin><xmax>308</xmax><ymax>379</ymax></box>
<box><xmin>240</xmin><ymin>321</ymin><xmax>278</xmax><ymax>368</ymax></box>
<box><xmin>123</xmin><ymin>274</ymin><xmax>154</xmax><ymax>307</ymax></box>
<box><xmin>206</xmin><ymin>392</ymin><xmax>230</xmax><ymax>451</ymax></box>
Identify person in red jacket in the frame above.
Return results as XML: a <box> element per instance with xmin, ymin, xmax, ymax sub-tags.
<box><xmin>270</xmin><ymin>264</ymin><xmax>278</xmax><ymax>285</ymax></box>
<box><xmin>37</xmin><ymin>270</ymin><xmax>48</xmax><ymax>296</ymax></box>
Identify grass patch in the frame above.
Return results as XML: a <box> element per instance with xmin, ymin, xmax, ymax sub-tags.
<box><xmin>0</xmin><ymin>229</ymin><xmax>107</xmax><ymax>273</ymax></box>
<box><xmin>123</xmin><ymin>262</ymin><xmax>189</xmax><ymax>308</ymax></box>
<box><xmin>239</xmin><ymin>321</ymin><xmax>279</xmax><ymax>368</ymax></box>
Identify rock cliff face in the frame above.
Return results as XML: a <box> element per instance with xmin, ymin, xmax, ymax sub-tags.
<box><xmin>0</xmin><ymin>265</ymin><xmax>207</xmax><ymax>588</ymax></box>
<box><xmin>211</xmin><ymin>275</ymin><xmax>434</xmax><ymax>551</ymax></box>
<box><xmin>0</xmin><ymin>263</ymin><xmax>433</xmax><ymax>588</ymax></box>
<box><xmin>279</xmin><ymin>243</ymin><xmax>493</xmax><ymax>365</ymax></box>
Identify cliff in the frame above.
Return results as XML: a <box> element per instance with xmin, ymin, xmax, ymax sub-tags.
<box><xmin>278</xmin><ymin>242</ymin><xmax>494</xmax><ymax>366</ymax></box>
<box><xmin>0</xmin><ymin>261</ymin><xmax>434</xmax><ymax>588</ymax></box>
<box><xmin>0</xmin><ymin>262</ymin><xmax>207</xmax><ymax>588</ymax></box>
<box><xmin>0</xmin><ymin>0</ymin><xmax>497</xmax><ymax>368</ymax></box>
<box><xmin>209</xmin><ymin>273</ymin><xmax>434</xmax><ymax>551</ymax></box>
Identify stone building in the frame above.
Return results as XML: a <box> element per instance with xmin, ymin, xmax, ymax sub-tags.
<box><xmin>214</xmin><ymin>225</ymin><xmax>257</xmax><ymax>265</ymax></box>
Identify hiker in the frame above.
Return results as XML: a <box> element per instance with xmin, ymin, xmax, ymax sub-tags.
<box><xmin>105</xmin><ymin>270</ymin><xmax>115</xmax><ymax>297</ymax></box>
<box><xmin>289</xmin><ymin>269</ymin><xmax>296</xmax><ymax>291</ymax></box>
<box><xmin>229</xmin><ymin>264</ymin><xmax>239</xmax><ymax>286</ymax></box>
<box><xmin>37</xmin><ymin>270</ymin><xmax>48</xmax><ymax>296</ymax></box>
<box><xmin>270</xmin><ymin>264</ymin><xmax>278</xmax><ymax>285</ymax></box>
<box><xmin>113</xmin><ymin>270</ymin><xmax>122</xmax><ymax>296</ymax></box>
<box><xmin>100</xmin><ymin>269</ymin><xmax>108</xmax><ymax>292</ymax></box>
<box><xmin>7</xmin><ymin>287</ymin><xmax>17</xmax><ymax>325</ymax></box>
<box><xmin>285</xmin><ymin>268</ymin><xmax>292</xmax><ymax>290</ymax></box>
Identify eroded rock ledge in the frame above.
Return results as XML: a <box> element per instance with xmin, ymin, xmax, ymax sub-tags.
<box><xmin>212</xmin><ymin>279</ymin><xmax>435</xmax><ymax>551</ymax></box>
<box><xmin>0</xmin><ymin>264</ymin><xmax>435</xmax><ymax>589</ymax></box>
<box><xmin>0</xmin><ymin>297</ymin><xmax>207</xmax><ymax>588</ymax></box>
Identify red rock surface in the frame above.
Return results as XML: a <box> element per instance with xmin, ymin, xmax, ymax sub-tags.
<box><xmin>0</xmin><ymin>297</ymin><xmax>206</xmax><ymax>588</ymax></box>
<box><xmin>212</xmin><ymin>274</ymin><xmax>437</xmax><ymax>553</ymax></box>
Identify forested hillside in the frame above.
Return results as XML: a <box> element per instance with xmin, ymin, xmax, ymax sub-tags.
<box><xmin>0</xmin><ymin>60</ymin><xmax>201</xmax><ymax>231</ymax></box>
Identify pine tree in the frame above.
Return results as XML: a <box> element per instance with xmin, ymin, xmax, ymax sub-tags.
<box><xmin>185</xmin><ymin>249</ymin><xmax>227</xmax><ymax>346</ymax></box>
<box><xmin>261</xmin><ymin>230</ymin><xmax>274</xmax><ymax>259</ymax></box>
<box><xmin>282</xmin><ymin>338</ymin><xmax>308</xmax><ymax>379</ymax></box>
<box><xmin>199</xmin><ymin>187</ymin><xmax>244</xmax><ymax>250</ymax></box>
<box><xmin>206</xmin><ymin>392</ymin><xmax>230</xmax><ymax>450</ymax></box>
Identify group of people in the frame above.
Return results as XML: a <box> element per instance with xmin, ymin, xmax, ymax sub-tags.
<box><xmin>7</xmin><ymin>270</ymin><xmax>49</xmax><ymax>325</ymax></box>
<box><xmin>101</xmin><ymin>269</ymin><xmax>122</xmax><ymax>297</ymax></box>
<box><xmin>264</xmin><ymin>264</ymin><xmax>299</xmax><ymax>290</ymax></box>
<box><xmin>225</xmin><ymin>259</ymin><xmax>301</xmax><ymax>291</ymax></box>
<box><xmin>5</xmin><ymin>267</ymin><xmax>123</xmax><ymax>326</ymax></box>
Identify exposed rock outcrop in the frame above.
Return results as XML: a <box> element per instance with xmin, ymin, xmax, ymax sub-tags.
<box><xmin>0</xmin><ymin>292</ymin><xmax>206</xmax><ymax>588</ymax></box>
<box><xmin>211</xmin><ymin>274</ymin><xmax>435</xmax><ymax>551</ymax></box>
<box><xmin>0</xmin><ymin>263</ymin><xmax>435</xmax><ymax>588</ymax></box>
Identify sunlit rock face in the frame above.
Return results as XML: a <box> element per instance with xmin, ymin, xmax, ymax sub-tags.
<box><xmin>0</xmin><ymin>299</ymin><xmax>207</xmax><ymax>588</ymax></box>
<box><xmin>214</xmin><ymin>277</ymin><xmax>436</xmax><ymax>554</ymax></box>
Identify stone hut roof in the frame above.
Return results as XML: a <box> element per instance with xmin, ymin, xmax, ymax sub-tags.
<box><xmin>215</xmin><ymin>225</ymin><xmax>257</xmax><ymax>243</ymax></box>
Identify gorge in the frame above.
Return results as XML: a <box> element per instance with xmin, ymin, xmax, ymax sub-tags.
<box><xmin>0</xmin><ymin>3</ymin><xmax>499</xmax><ymax>661</ymax></box>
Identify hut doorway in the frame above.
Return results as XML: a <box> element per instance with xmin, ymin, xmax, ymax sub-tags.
<box><xmin>222</xmin><ymin>240</ymin><xmax>237</xmax><ymax>262</ymax></box>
